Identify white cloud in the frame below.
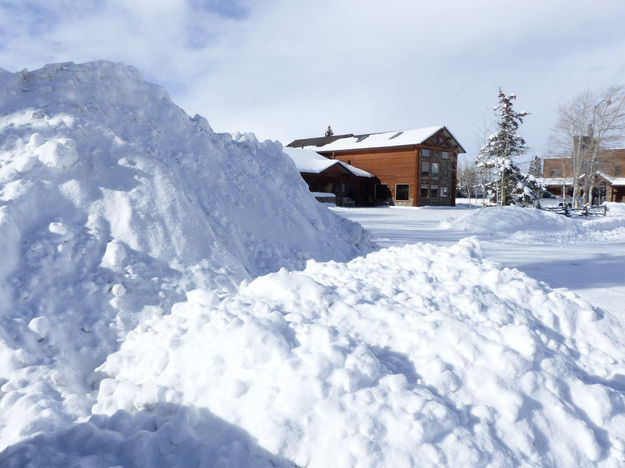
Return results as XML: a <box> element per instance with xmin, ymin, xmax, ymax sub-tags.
<box><xmin>1</xmin><ymin>0</ymin><xmax>624</xmax><ymax>155</ymax></box>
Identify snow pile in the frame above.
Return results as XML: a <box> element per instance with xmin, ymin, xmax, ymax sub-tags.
<box><xmin>0</xmin><ymin>61</ymin><xmax>371</xmax><ymax>450</ymax></box>
<box><xmin>5</xmin><ymin>239</ymin><xmax>616</xmax><ymax>466</ymax></box>
<box><xmin>445</xmin><ymin>205</ymin><xmax>625</xmax><ymax>243</ymax></box>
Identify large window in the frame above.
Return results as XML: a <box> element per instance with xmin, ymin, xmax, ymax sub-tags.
<box><xmin>421</xmin><ymin>161</ymin><xmax>430</xmax><ymax>177</ymax></box>
<box><xmin>420</xmin><ymin>185</ymin><xmax>429</xmax><ymax>198</ymax></box>
<box><xmin>430</xmin><ymin>185</ymin><xmax>439</xmax><ymax>198</ymax></box>
<box><xmin>395</xmin><ymin>184</ymin><xmax>410</xmax><ymax>201</ymax></box>
<box><xmin>550</xmin><ymin>168</ymin><xmax>563</xmax><ymax>177</ymax></box>
<box><xmin>431</xmin><ymin>162</ymin><xmax>440</xmax><ymax>179</ymax></box>
<box><xmin>422</xmin><ymin>149</ymin><xmax>442</xmax><ymax>158</ymax></box>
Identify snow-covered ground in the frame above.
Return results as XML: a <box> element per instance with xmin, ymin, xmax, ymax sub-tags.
<box><xmin>2</xmin><ymin>62</ymin><xmax>625</xmax><ymax>467</ymax></box>
<box><xmin>333</xmin><ymin>201</ymin><xmax>625</xmax><ymax>318</ymax></box>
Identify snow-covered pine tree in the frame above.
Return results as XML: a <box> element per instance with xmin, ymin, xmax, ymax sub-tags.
<box><xmin>509</xmin><ymin>171</ymin><xmax>542</xmax><ymax>206</ymax></box>
<box><xmin>476</xmin><ymin>89</ymin><xmax>536</xmax><ymax>206</ymax></box>
<box><xmin>325</xmin><ymin>125</ymin><xmax>334</xmax><ymax>137</ymax></box>
<box><xmin>528</xmin><ymin>155</ymin><xmax>542</xmax><ymax>178</ymax></box>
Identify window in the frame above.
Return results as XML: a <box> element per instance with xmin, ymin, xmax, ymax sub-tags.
<box><xmin>422</xmin><ymin>149</ymin><xmax>430</xmax><ymax>157</ymax></box>
<box><xmin>431</xmin><ymin>162</ymin><xmax>440</xmax><ymax>179</ymax></box>
<box><xmin>442</xmin><ymin>151</ymin><xmax>450</xmax><ymax>160</ymax></box>
<box><xmin>441</xmin><ymin>186</ymin><xmax>449</xmax><ymax>197</ymax></box>
<box><xmin>430</xmin><ymin>185</ymin><xmax>439</xmax><ymax>198</ymax></box>
<box><xmin>420</xmin><ymin>185</ymin><xmax>429</xmax><ymax>198</ymax></box>
<box><xmin>550</xmin><ymin>168</ymin><xmax>562</xmax><ymax>177</ymax></box>
<box><xmin>421</xmin><ymin>161</ymin><xmax>430</xmax><ymax>177</ymax></box>
<box><xmin>395</xmin><ymin>184</ymin><xmax>410</xmax><ymax>201</ymax></box>
<box><xmin>616</xmin><ymin>166</ymin><xmax>622</xmax><ymax>177</ymax></box>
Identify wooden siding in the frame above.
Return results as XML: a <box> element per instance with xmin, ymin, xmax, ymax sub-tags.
<box><xmin>601</xmin><ymin>149</ymin><xmax>625</xmax><ymax>177</ymax></box>
<box><xmin>543</xmin><ymin>158</ymin><xmax>572</xmax><ymax>178</ymax></box>
<box><xmin>326</xmin><ymin>149</ymin><xmax>418</xmax><ymax>206</ymax></box>
<box><xmin>318</xmin><ymin>146</ymin><xmax>456</xmax><ymax>207</ymax></box>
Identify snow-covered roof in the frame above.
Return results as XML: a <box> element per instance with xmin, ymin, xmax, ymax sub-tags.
<box><xmin>597</xmin><ymin>171</ymin><xmax>625</xmax><ymax>186</ymax></box>
<box><xmin>539</xmin><ymin>177</ymin><xmax>574</xmax><ymax>186</ymax></box>
<box><xmin>541</xmin><ymin>173</ymin><xmax>625</xmax><ymax>187</ymax></box>
<box><xmin>283</xmin><ymin>147</ymin><xmax>374</xmax><ymax>178</ymax></box>
<box><xmin>300</xmin><ymin>126</ymin><xmax>465</xmax><ymax>153</ymax></box>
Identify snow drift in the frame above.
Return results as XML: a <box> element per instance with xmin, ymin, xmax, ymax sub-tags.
<box><xmin>6</xmin><ymin>239</ymin><xmax>624</xmax><ymax>467</ymax></box>
<box><xmin>2</xmin><ymin>61</ymin><xmax>625</xmax><ymax>467</ymax></box>
<box><xmin>444</xmin><ymin>205</ymin><xmax>625</xmax><ymax>243</ymax></box>
<box><xmin>0</xmin><ymin>61</ymin><xmax>371</xmax><ymax>450</ymax></box>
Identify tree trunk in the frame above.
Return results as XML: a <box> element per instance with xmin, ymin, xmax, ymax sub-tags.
<box><xmin>572</xmin><ymin>182</ymin><xmax>580</xmax><ymax>208</ymax></box>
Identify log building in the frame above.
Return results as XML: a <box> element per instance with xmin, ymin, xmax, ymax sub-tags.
<box><xmin>288</xmin><ymin>126</ymin><xmax>465</xmax><ymax>207</ymax></box>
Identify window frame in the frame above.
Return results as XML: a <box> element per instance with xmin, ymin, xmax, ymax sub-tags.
<box><xmin>421</xmin><ymin>161</ymin><xmax>430</xmax><ymax>178</ymax></box>
<box><xmin>430</xmin><ymin>185</ymin><xmax>439</xmax><ymax>198</ymax></box>
<box><xmin>395</xmin><ymin>184</ymin><xmax>410</xmax><ymax>201</ymax></box>
<box><xmin>420</xmin><ymin>185</ymin><xmax>429</xmax><ymax>199</ymax></box>
<box><xmin>431</xmin><ymin>162</ymin><xmax>440</xmax><ymax>179</ymax></box>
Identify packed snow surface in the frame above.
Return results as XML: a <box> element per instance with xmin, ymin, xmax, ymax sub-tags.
<box><xmin>0</xmin><ymin>61</ymin><xmax>370</xmax><ymax>461</ymax></box>
<box><xmin>443</xmin><ymin>204</ymin><xmax>625</xmax><ymax>243</ymax></box>
<box><xmin>2</xmin><ymin>62</ymin><xmax>625</xmax><ymax>467</ymax></box>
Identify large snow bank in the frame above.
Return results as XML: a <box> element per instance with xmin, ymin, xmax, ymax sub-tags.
<box><xmin>445</xmin><ymin>205</ymin><xmax>625</xmax><ymax>243</ymax></box>
<box><xmin>4</xmin><ymin>240</ymin><xmax>619</xmax><ymax>466</ymax></box>
<box><xmin>0</xmin><ymin>61</ymin><xmax>371</xmax><ymax>449</ymax></box>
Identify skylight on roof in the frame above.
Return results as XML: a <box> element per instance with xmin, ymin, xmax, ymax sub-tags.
<box><xmin>356</xmin><ymin>135</ymin><xmax>369</xmax><ymax>143</ymax></box>
<box><xmin>389</xmin><ymin>131</ymin><xmax>403</xmax><ymax>139</ymax></box>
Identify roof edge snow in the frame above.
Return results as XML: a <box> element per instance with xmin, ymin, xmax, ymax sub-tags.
<box><xmin>288</xmin><ymin>126</ymin><xmax>465</xmax><ymax>154</ymax></box>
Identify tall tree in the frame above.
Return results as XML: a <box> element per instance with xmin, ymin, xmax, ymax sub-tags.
<box><xmin>549</xmin><ymin>86</ymin><xmax>625</xmax><ymax>206</ymax></box>
<box><xmin>475</xmin><ymin>89</ymin><xmax>535</xmax><ymax>205</ymax></box>
<box><xmin>528</xmin><ymin>156</ymin><xmax>542</xmax><ymax>178</ymax></box>
<box><xmin>583</xmin><ymin>87</ymin><xmax>625</xmax><ymax>204</ymax></box>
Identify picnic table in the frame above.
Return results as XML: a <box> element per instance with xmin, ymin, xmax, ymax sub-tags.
<box><xmin>541</xmin><ymin>204</ymin><xmax>607</xmax><ymax>217</ymax></box>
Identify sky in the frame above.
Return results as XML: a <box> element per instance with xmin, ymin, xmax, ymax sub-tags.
<box><xmin>1</xmin><ymin>0</ymin><xmax>625</xmax><ymax>164</ymax></box>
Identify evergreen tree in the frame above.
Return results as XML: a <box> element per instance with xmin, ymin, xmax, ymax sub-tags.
<box><xmin>325</xmin><ymin>125</ymin><xmax>334</xmax><ymax>137</ymax></box>
<box><xmin>528</xmin><ymin>155</ymin><xmax>543</xmax><ymax>178</ymax></box>
<box><xmin>476</xmin><ymin>89</ymin><xmax>534</xmax><ymax>206</ymax></box>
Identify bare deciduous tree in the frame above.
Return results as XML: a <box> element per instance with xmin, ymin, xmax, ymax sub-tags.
<box><xmin>549</xmin><ymin>86</ymin><xmax>625</xmax><ymax>206</ymax></box>
<box><xmin>456</xmin><ymin>155</ymin><xmax>479</xmax><ymax>206</ymax></box>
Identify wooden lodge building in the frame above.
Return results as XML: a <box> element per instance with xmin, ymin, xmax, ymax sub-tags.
<box><xmin>287</xmin><ymin>126</ymin><xmax>465</xmax><ymax>207</ymax></box>
<box><xmin>542</xmin><ymin>149</ymin><xmax>625</xmax><ymax>203</ymax></box>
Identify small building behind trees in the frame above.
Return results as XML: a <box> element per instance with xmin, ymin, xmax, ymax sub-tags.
<box><xmin>541</xmin><ymin>148</ymin><xmax>625</xmax><ymax>202</ymax></box>
<box><xmin>287</xmin><ymin>126</ymin><xmax>465</xmax><ymax>207</ymax></box>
